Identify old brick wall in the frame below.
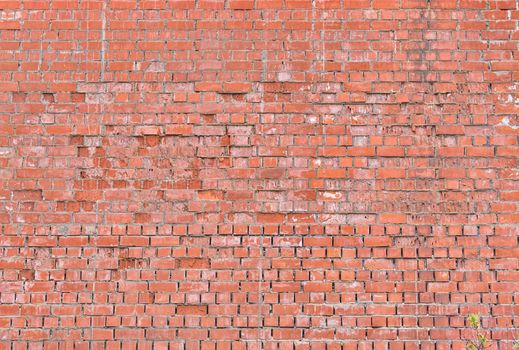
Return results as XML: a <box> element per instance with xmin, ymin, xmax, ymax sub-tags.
<box><xmin>1</xmin><ymin>0</ymin><xmax>519</xmax><ymax>349</ymax></box>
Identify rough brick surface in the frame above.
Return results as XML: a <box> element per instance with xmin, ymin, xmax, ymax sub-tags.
<box><xmin>1</xmin><ymin>0</ymin><xmax>519</xmax><ymax>349</ymax></box>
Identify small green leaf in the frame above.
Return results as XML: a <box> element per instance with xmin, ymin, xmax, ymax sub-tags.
<box><xmin>468</xmin><ymin>314</ymin><xmax>480</xmax><ymax>329</ymax></box>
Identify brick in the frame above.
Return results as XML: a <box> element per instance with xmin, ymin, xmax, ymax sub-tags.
<box><xmin>0</xmin><ymin>21</ymin><xmax>20</xmax><ymax>30</ymax></box>
<box><xmin>177</xmin><ymin>258</ymin><xmax>210</xmax><ymax>269</ymax></box>
<box><xmin>229</xmin><ymin>0</ymin><xmax>254</xmax><ymax>9</ymax></box>
<box><xmin>380</xmin><ymin>214</ymin><xmax>406</xmax><ymax>224</ymax></box>
<box><xmin>436</xmin><ymin>125</ymin><xmax>466</xmax><ymax>135</ymax></box>
<box><xmin>364</xmin><ymin>236</ymin><xmax>392</xmax><ymax>247</ymax></box>
<box><xmin>176</xmin><ymin>305</ymin><xmax>207</xmax><ymax>315</ymax></box>
<box><xmin>164</xmin><ymin>125</ymin><xmax>193</xmax><ymax>135</ymax></box>
<box><xmin>318</xmin><ymin>169</ymin><xmax>346</xmax><ymax>178</ymax></box>
<box><xmin>194</xmin><ymin>82</ymin><xmax>221</xmax><ymax>92</ymax></box>
<box><xmin>256</xmin><ymin>213</ymin><xmax>284</xmax><ymax>223</ymax></box>
<box><xmin>221</xmin><ymin>82</ymin><xmax>252</xmax><ymax>93</ymax></box>
<box><xmin>378</xmin><ymin>169</ymin><xmax>406</xmax><ymax>178</ymax></box>
<box><xmin>259</xmin><ymin>168</ymin><xmax>285</xmax><ymax>178</ymax></box>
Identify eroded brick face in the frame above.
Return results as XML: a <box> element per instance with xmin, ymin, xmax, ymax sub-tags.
<box><xmin>1</xmin><ymin>0</ymin><xmax>519</xmax><ymax>349</ymax></box>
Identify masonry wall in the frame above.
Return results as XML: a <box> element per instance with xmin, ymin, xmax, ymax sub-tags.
<box><xmin>1</xmin><ymin>0</ymin><xmax>519</xmax><ymax>349</ymax></box>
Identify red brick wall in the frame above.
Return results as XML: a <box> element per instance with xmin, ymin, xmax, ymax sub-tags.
<box><xmin>1</xmin><ymin>0</ymin><xmax>519</xmax><ymax>348</ymax></box>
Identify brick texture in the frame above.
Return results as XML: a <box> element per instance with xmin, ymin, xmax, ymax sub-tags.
<box><xmin>1</xmin><ymin>0</ymin><xmax>519</xmax><ymax>349</ymax></box>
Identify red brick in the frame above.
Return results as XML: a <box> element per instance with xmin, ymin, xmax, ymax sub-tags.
<box><xmin>229</xmin><ymin>0</ymin><xmax>254</xmax><ymax>9</ymax></box>
<box><xmin>222</xmin><ymin>82</ymin><xmax>252</xmax><ymax>93</ymax></box>
<box><xmin>177</xmin><ymin>258</ymin><xmax>210</xmax><ymax>269</ymax></box>
<box><xmin>256</xmin><ymin>213</ymin><xmax>284</xmax><ymax>223</ymax></box>
<box><xmin>318</xmin><ymin>169</ymin><xmax>346</xmax><ymax>178</ymax></box>
<box><xmin>194</xmin><ymin>82</ymin><xmax>221</xmax><ymax>92</ymax></box>
<box><xmin>380</xmin><ymin>214</ymin><xmax>406</xmax><ymax>224</ymax></box>
<box><xmin>364</xmin><ymin>236</ymin><xmax>392</xmax><ymax>247</ymax></box>
<box><xmin>176</xmin><ymin>305</ymin><xmax>207</xmax><ymax>315</ymax></box>
<box><xmin>436</xmin><ymin>125</ymin><xmax>466</xmax><ymax>135</ymax></box>
<box><xmin>0</xmin><ymin>21</ymin><xmax>20</xmax><ymax>30</ymax></box>
<box><xmin>197</xmin><ymin>190</ymin><xmax>223</xmax><ymax>201</ymax></box>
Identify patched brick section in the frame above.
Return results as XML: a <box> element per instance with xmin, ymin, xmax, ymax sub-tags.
<box><xmin>1</xmin><ymin>0</ymin><xmax>519</xmax><ymax>348</ymax></box>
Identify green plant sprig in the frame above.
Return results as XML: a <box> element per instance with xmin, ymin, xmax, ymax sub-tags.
<box><xmin>466</xmin><ymin>314</ymin><xmax>492</xmax><ymax>350</ymax></box>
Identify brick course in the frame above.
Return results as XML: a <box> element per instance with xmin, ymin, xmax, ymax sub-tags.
<box><xmin>1</xmin><ymin>0</ymin><xmax>519</xmax><ymax>349</ymax></box>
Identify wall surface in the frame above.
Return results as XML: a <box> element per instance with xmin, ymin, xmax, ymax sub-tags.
<box><xmin>1</xmin><ymin>0</ymin><xmax>519</xmax><ymax>349</ymax></box>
